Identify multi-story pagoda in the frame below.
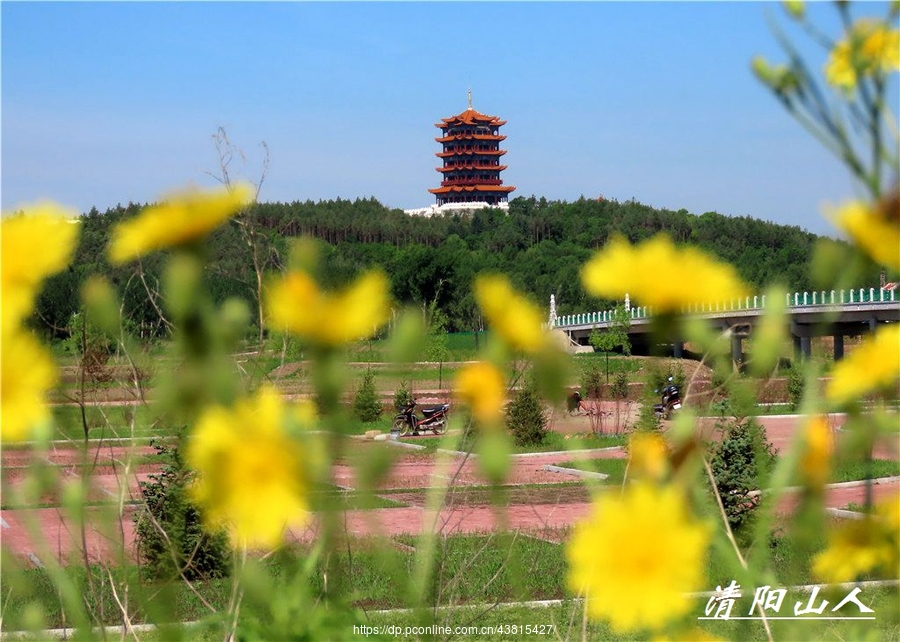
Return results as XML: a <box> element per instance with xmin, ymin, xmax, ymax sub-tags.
<box><xmin>429</xmin><ymin>92</ymin><xmax>515</xmax><ymax>206</ymax></box>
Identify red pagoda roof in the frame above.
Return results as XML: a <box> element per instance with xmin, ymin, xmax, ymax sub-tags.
<box><xmin>428</xmin><ymin>185</ymin><xmax>516</xmax><ymax>195</ymax></box>
<box><xmin>435</xmin><ymin>108</ymin><xmax>507</xmax><ymax>128</ymax></box>
<box><xmin>437</xmin><ymin>164</ymin><xmax>507</xmax><ymax>173</ymax></box>
<box><xmin>435</xmin><ymin>133</ymin><xmax>506</xmax><ymax>143</ymax></box>
<box><xmin>436</xmin><ymin>149</ymin><xmax>506</xmax><ymax>158</ymax></box>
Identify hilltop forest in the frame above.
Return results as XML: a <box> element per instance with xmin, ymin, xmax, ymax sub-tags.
<box><xmin>34</xmin><ymin>195</ymin><xmax>866</xmax><ymax>339</ymax></box>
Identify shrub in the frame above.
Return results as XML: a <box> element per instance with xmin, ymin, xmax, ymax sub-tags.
<box><xmin>394</xmin><ymin>380</ymin><xmax>414</xmax><ymax>411</ymax></box>
<box><xmin>787</xmin><ymin>365</ymin><xmax>804</xmax><ymax>410</ymax></box>
<box><xmin>708</xmin><ymin>416</ymin><xmax>776</xmax><ymax>534</ymax></box>
<box><xmin>134</xmin><ymin>440</ymin><xmax>231</xmax><ymax>581</ymax></box>
<box><xmin>611</xmin><ymin>371</ymin><xmax>629</xmax><ymax>400</ymax></box>
<box><xmin>506</xmin><ymin>383</ymin><xmax>548</xmax><ymax>447</ymax></box>
<box><xmin>579</xmin><ymin>362</ymin><xmax>604</xmax><ymax>400</ymax></box>
<box><xmin>353</xmin><ymin>369</ymin><xmax>382</xmax><ymax>422</ymax></box>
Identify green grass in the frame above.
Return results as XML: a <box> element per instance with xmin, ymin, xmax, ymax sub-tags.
<box><xmin>3</xmin><ymin>529</ymin><xmax>898</xmax><ymax>638</ymax></box>
<box><xmin>831</xmin><ymin>459</ymin><xmax>900</xmax><ymax>483</ymax></box>
<box><xmin>48</xmin><ymin>403</ymin><xmax>172</xmax><ymax>442</ymax></box>
<box><xmin>398</xmin><ymin>431</ymin><xmax>627</xmax><ymax>455</ymax></box>
<box><xmin>553</xmin><ymin>457</ymin><xmax>628</xmax><ymax>483</ymax></box>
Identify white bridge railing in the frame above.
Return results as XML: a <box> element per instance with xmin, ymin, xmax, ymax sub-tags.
<box><xmin>554</xmin><ymin>288</ymin><xmax>898</xmax><ymax>328</ymax></box>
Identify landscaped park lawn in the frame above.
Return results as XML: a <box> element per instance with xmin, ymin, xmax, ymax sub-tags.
<box><xmin>4</xmin><ymin>348</ymin><xmax>897</xmax><ymax>639</ymax></box>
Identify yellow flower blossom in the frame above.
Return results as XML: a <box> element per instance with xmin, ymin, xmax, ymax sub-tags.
<box><xmin>628</xmin><ymin>432</ymin><xmax>669</xmax><ymax>481</ymax></box>
<box><xmin>1</xmin><ymin>329</ymin><xmax>57</xmax><ymax>442</ymax></box>
<box><xmin>799</xmin><ymin>416</ymin><xmax>834</xmax><ymax>489</ymax></box>
<box><xmin>474</xmin><ymin>274</ymin><xmax>546</xmax><ymax>353</ymax></box>
<box><xmin>826</xmin><ymin>325</ymin><xmax>900</xmax><ymax>405</ymax></box>
<box><xmin>266</xmin><ymin>269</ymin><xmax>391</xmax><ymax>347</ymax></box>
<box><xmin>830</xmin><ymin>197</ymin><xmax>900</xmax><ymax>272</ymax></box>
<box><xmin>825</xmin><ymin>19</ymin><xmax>900</xmax><ymax>90</ymax></box>
<box><xmin>108</xmin><ymin>183</ymin><xmax>253</xmax><ymax>264</ymax></box>
<box><xmin>454</xmin><ymin>361</ymin><xmax>506</xmax><ymax>426</ymax></box>
<box><xmin>581</xmin><ymin>234</ymin><xmax>749</xmax><ymax>313</ymax></box>
<box><xmin>566</xmin><ymin>482</ymin><xmax>711</xmax><ymax>633</ymax></box>
<box><xmin>1</xmin><ymin>205</ymin><xmax>80</xmax><ymax>325</ymax></box>
<box><xmin>812</xmin><ymin>506</ymin><xmax>898</xmax><ymax>583</ymax></box>
<box><xmin>186</xmin><ymin>387</ymin><xmax>310</xmax><ymax>548</ymax></box>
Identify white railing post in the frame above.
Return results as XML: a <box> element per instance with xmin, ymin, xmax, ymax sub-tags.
<box><xmin>850</xmin><ymin>290</ymin><xmax>855</xmax><ymax>303</ymax></box>
<box><xmin>762</xmin><ymin>294</ymin><xmax>767</xmax><ymax>307</ymax></box>
<box><xmin>812</xmin><ymin>291</ymin><xmax>817</xmax><ymax>305</ymax></box>
<box><xmin>753</xmin><ymin>295</ymin><xmax>758</xmax><ymax>308</ymax></box>
<box><xmin>794</xmin><ymin>292</ymin><xmax>799</xmax><ymax>306</ymax></box>
<box><xmin>869</xmin><ymin>288</ymin><xmax>875</xmax><ymax>302</ymax></box>
<box><xmin>830</xmin><ymin>290</ymin><xmax>835</xmax><ymax>304</ymax></box>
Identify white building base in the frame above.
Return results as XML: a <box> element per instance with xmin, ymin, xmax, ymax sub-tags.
<box><xmin>403</xmin><ymin>201</ymin><xmax>510</xmax><ymax>217</ymax></box>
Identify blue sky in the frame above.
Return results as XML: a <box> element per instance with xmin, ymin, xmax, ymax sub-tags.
<box><xmin>2</xmin><ymin>2</ymin><xmax>896</xmax><ymax>236</ymax></box>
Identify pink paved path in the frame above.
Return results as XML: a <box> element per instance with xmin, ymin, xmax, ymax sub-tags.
<box><xmin>2</xmin><ymin>415</ymin><xmax>898</xmax><ymax>566</ymax></box>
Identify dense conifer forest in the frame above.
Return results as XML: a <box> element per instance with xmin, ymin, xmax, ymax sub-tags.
<box><xmin>35</xmin><ymin>195</ymin><xmax>864</xmax><ymax>338</ymax></box>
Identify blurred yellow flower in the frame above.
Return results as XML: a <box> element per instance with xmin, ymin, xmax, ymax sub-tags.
<box><xmin>581</xmin><ymin>234</ymin><xmax>748</xmax><ymax>312</ymax></box>
<box><xmin>454</xmin><ymin>361</ymin><xmax>506</xmax><ymax>426</ymax></box>
<box><xmin>566</xmin><ymin>482</ymin><xmax>711</xmax><ymax>633</ymax></box>
<box><xmin>266</xmin><ymin>269</ymin><xmax>391</xmax><ymax>347</ymax></box>
<box><xmin>186</xmin><ymin>387</ymin><xmax>309</xmax><ymax>548</ymax></box>
<box><xmin>830</xmin><ymin>198</ymin><xmax>900</xmax><ymax>272</ymax></box>
<box><xmin>108</xmin><ymin>183</ymin><xmax>253</xmax><ymax>264</ymax></box>
<box><xmin>825</xmin><ymin>325</ymin><xmax>900</xmax><ymax>405</ymax></box>
<box><xmin>628</xmin><ymin>432</ymin><xmax>669</xmax><ymax>481</ymax></box>
<box><xmin>800</xmin><ymin>416</ymin><xmax>834</xmax><ymax>489</ymax></box>
<box><xmin>474</xmin><ymin>274</ymin><xmax>545</xmax><ymax>353</ymax></box>
<box><xmin>812</xmin><ymin>508</ymin><xmax>897</xmax><ymax>583</ymax></box>
<box><xmin>1</xmin><ymin>205</ymin><xmax>80</xmax><ymax>325</ymax></box>
<box><xmin>1</xmin><ymin>329</ymin><xmax>57</xmax><ymax>442</ymax></box>
<box><xmin>825</xmin><ymin>19</ymin><xmax>900</xmax><ymax>90</ymax></box>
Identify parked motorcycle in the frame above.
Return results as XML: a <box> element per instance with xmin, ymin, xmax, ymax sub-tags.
<box><xmin>653</xmin><ymin>377</ymin><xmax>682</xmax><ymax>420</ymax></box>
<box><xmin>393</xmin><ymin>400</ymin><xmax>450</xmax><ymax>436</ymax></box>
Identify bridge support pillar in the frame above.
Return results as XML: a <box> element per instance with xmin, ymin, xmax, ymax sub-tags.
<box><xmin>800</xmin><ymin>336</ymin><xmax>812</xmax><ymax>360</ymax></box>
<box><xmin>731</xmin><ymin>335</ymin><xmax>743</xmax><ymax>369</ymax></box>
<box><xmin>833</xmin><ymin>333</ymin><xmax>844</xmax><ymax>361</ymax></box>
<box><xmin>793</xmin><ymin>335</ymin><xmax>802</xmax><ymax>362</ymax></box>
<box><xmin>673</xmin><ymin>342</ymin><xmax>684</xmax><ymax>358</ymax></box>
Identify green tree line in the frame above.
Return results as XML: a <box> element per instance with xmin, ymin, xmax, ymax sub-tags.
<box><xmin>33</xmin><ymin>194</ymin><xmax>870</xmax><ymax>340</ymax></box>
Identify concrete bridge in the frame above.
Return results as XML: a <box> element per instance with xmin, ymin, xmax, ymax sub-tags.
<box><xmin>551</xmin><ymin>287</ymin><xmax>899</xmax><ymax>365</ymax></box>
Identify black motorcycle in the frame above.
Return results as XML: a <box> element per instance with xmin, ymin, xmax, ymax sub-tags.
<box><xmin>653</xmin><ymin>377</ymin><xmax>682</xmax><ymax>420</ymax></box>
<box><xmin>393</xmin><ymin>400</ymin><xmax>450</xmax><ymax>436</ymax></box>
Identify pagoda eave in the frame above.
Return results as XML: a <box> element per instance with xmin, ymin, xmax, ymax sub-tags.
<box><xmin>436</xmin><ymin>165</ymin><xmax>508</xmax><ymax>173</ymax></box>
<box><xmin>428</xmin><ymin>185</ymin><xmax>516</xmax><ymax>195</ymax></box>
<box><xmin>435</xmin><ymin>133</ymin><xmax>507</xmax><ymax>143</ymax></box>
<box><xmin>435</xmin><ymin>150</ymin><xmax>506</xmax><ymax>158</ymax></box>
<box><xmin>435</xmin><ymin>109</ymin><xmax>507</xmax><ymax>128</ymax></box>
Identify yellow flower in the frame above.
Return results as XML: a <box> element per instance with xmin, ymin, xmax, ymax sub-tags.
<box><xmin>566</xmin><ymin>482</ymin><xmax>711</xmax><ymax>633</ymax></box>
<box><xmin>825</xmin><ymin>325</ymin><xmax>900</xmax><ymax>405</ymax></box>
<box><xmin>812</xmin><ymin>507</ymin><xmax>898</xmax><ymax>583</ymax></box>
<box><xmin>799</xmin><ymin>416</ymin><xmax>834</xmax><ymax>489</ymax></box>
<box><xmin>830</xmin><ymin>197</ymin><xmax>900</xmax><ymax>272</ymax></box>
<box><xmin>266</xmin><ymin>269</ymin><xmax>391</xmax><ymax>347</ymax></box>
<box><xmin>1</xmin><ymin>205</ymin><xmax>80</xmax><ymax>325</ymax></box>
<box><xmin>1</xmin><ymin>329</ymin><xmax>57</xmax><ymax>442</ymax></box>
<box><xmin>581</xmin><ymin>234</ymin><xmax>749</xmax><ymax>313</ymax></box>
<box><xmin>186</xmin><ymin>387</ymin><xmax>309</xmax><ymax>548</ymax></box>
<box><xmin>454</xmin><ymin>361</ymin><xmax>506</xmax><ymax>426</ymax></box>
<box><xmin>825</xmin><ymin>20</ymin><xmax>900</xmax><ymax>90</ymax></box>
<box><xmin>628</xmin><ymin>432</ymin><xmax>669</xmax><ymax>481</ymax></box>
<box><xmin>474</xmin><ymin>274</ymin><xmax>546</xmax><ymax>353</ymax></box>
<box><xmin>108</xmin><ymin>183</ymin><xmax>253</xmax><ymax>264</ymax></box>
